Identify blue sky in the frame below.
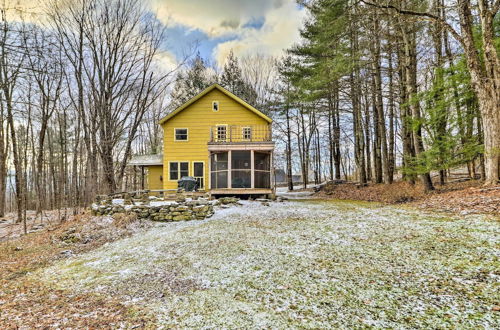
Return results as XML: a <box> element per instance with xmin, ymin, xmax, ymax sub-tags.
<box><xmin>14</xmin><ymin>0</ymin><xmax>306</xmax><ymax>70</ymax></box>
<box><xmin>149</xmin><ymin>0</ymin><xmax>307</xmax><ymax>68</ymax></box>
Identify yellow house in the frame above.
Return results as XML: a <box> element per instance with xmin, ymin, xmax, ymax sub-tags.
<box><xmin>130</xmin><ymin>84</ymin><xmax>275</xmax><ymax>197</ymax></box>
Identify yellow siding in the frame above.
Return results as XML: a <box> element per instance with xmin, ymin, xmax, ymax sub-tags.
<box><xmin>147</xmin><ymin>165</ymin><xmax>163</xmax><ymax>190</ymax></box>
<box><xmin>162</xmin><ymin>89</ymin><xmax>269</xmax><ymax>190</ymax></box>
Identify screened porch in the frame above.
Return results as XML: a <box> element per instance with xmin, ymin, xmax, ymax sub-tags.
<box><xmin>210</xmin><ymin>150</ymin><xmax>272</xmax><ymax>191</ymax></box>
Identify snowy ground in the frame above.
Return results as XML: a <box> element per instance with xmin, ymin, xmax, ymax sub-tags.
<box><xmin>276</xmin><ymin>186</ymin><xmax>315</xmax><ymax>199</ymax></box>
<box><xmin>38</xmin><ymin>200</ymin><xmax>499</xmax><ymax>328</ymax></box>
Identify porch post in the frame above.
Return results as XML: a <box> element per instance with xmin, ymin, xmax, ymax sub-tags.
<box><xmin>208</xmin><ymin>151</ymin><xmax>211</xmax><ymax>190</ymax></box>
<box><xmin>271</xmin><ymin>151</ymin><xmax>275</xmax><ymax>193</ymax></box>
<box><xmin>141</xmin><ymin>166</ymin><xmax>145</xmax><ymax>190</ymax></box>
<box><xmin>228</xmin><ymin>150</ymin><xmax>232</xmax><ymax>189</ymax></box>
<box><xmin>251</xmin><ymin>150</ymin><xmax>255</xmax><ymax>189</ymax></box>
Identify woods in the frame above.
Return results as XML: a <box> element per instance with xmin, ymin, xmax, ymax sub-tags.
<box><xmin>0</xmin><ymin>0</ymin><xmax>175</xmax><ymax>231</ymax></box>
<box><xmin>0</xmin><ymin>0</ymin><xmax>498</xmax><ymax>231</ymax></box>
<box><xmin>275</xmin><ymin>0</ymin><xmax>499</xmax><ymax>190</ymax></box>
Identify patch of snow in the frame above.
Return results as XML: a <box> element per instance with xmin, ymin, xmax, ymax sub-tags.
<box><xmin>37</xmin><ymin>200</ymin><xmax>500</xmax><ymax>328</ymax></box>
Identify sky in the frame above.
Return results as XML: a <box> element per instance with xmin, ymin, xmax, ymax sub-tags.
<box><xmin>150</xmin><ymin>0</ymin><xmax>307</xmax><ymax>68</ymax></box>
<box><xmin>9</xmin><ymin>0</ymin><xmax>306</xmax><ymax>70</ymax></box>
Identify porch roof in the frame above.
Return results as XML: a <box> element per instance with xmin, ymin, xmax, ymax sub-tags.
<box><xmin>128</xmin><ymin>154</ymin><xmax>163</xmax><ymax>166</ymax></box>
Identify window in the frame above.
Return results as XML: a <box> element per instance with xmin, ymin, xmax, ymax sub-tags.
<box><xmin>254</xmin><ymin>152</ymin><xmax>271</xmax><ymax>188</ymax></box>
<box><xmin>175</xmin><ymin>128</ymin><xmax>188</xmax><ymax>141</ymax></box>
<box><xmin>242</xmin><ymin>127</ymin><xmax>252</xmax><ymax>140</ymax></box>
<box><xmin>169</xmin><ymin>162</ymin><xmax>189</xmax><ymax>180</ymax></box>
<box><xmin>210</xmin><ymin>152</ymin><xmax>228</xmax><ymax>189</ymax></box>
<box><xmin>216</xmin><ymin>125</ymin><xmax>227</xmax><ymax>141</ymax></box>
<box><xmin>193</xmin><ymin>162</ymin><xmax>204</xmax><ymax>189</ymax></box>
<box><xmin>231</xmin><ymin>151</ymin><xmax>251</xmax><ymax>188</ymax></box>
<box><xmin>212</xmin><ymin>101</ymin><xmax>219</xmax><ymax>112</ymax></box>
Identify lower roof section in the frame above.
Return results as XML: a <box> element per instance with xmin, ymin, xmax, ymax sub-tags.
<box><xmin>128</xmin><ymin>154</ymin><xmax>163</xmax><ymax>166</ymax></box>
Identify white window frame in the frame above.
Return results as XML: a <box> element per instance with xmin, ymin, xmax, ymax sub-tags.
<box><xmin>212</xmin><ymin>101</ymin><xmax>219</xmax><ymax>112</ymax></box>
<box><xmin>174</xmin><ymin>128</ymin><xmax>189</xmax><ymax>141</ymax></box>
<box><xmin>192</xmin><ymin>161</ymin><xmax>205</xmax><ymax>189</ymax></box>
<box><xmin>168</xmin><ymin>161</ymin><xmax>189</xmax><ymax>181</ymax></box>
<box><xmin>215</xmin><ymin>124</ymin><xmax>228</xmax><ymax>142</ymax></box>
<box><xmin>242</xmin><ymin>127</ymin><xmax>252</xmax><ymax>141</ymax></box>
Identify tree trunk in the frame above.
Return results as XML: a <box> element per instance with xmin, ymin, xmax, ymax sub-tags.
<box><xmin>402</xmin><ymin>26</ymin><xmax>434</xmax><ymax>191</ymax></box>
<box><xmin>459</xmin><ymin>0</ymin><xmax>500</xmax><ymax>184</ymax></box>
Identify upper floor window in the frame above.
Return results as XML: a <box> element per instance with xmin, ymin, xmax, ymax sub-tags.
<box><xmin>242</xmin><ymin>127</ymin><xmax>252</xmax><ymax>140</ymax></box>
<box><xmin>175</xmin><ymin>128</ymin><xmax>188</xmax><ymax>141</ymax></box>
<box><xmin>216</xmin><ymin>125</ymin><xmax>227</xmax><ymax>141</ymax></box>
<box><xmin>212</xmin><ymin>101</ymin><xmax>219</xmax><ymax>112</ymax></box>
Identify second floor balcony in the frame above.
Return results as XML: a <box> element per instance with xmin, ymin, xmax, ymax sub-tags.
<box><xmin>209</xmin><ymin>125</ymin><xmax>272</xmax><ymax>143</ymax></box>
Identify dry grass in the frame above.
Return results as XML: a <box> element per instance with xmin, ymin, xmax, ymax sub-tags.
<box><xmin>0</xmin><ymin>213</ymin><xmax>153</xmax><ymax>328</ymax></box>
<box><xmin>316</xmin><ymin>180</ymin><xmax>499</xmax><ymax>215</ymax></box>
<box><xmin>317</xmin><ymin>181</ymin><xmax>427</xmax><ymax>203</ymax></box>
<box><xmin>112</xmin><ymin>212</ymin><xmax>139</xmax><ymax>228</ymax></box>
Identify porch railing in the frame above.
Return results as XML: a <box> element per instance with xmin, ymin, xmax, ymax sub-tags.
<box><xmin>209</xmin><ymin>125</ymin><xmax>272</xmax><ymax>143</ymax></box>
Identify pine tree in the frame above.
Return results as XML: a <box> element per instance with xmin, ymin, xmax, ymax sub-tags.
<box><xmin>220</xmin><ymin>50</ymin><xmax>257</xmax><ymax>104</ymax></box>
<box><xmin>170</xmin><ymin>54</ymin><xmax>216</xmax><ymax>110</ymax></box>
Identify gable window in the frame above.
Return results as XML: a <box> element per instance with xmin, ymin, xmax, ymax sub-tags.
<box><xmin>212</xmin><ymin>101</ymin><xmax>219</xmax><ymax>112</ymax></box>
<box><xmin>242</xmin><ymin>127</ymin><xmax>252</xmax><ymax>140</ymax></box>
<box><xmin>216</xmin><ymin>125</ymin><xmax>227</xmax><ymax>141</ymax></box>
<box><xmin>169</xmin><ymin>162</ymin><xmax>189</xmax><ymax>180</ymax></box>
<box><xmin>175</xmin><ymin>128</ymin><xmax>188</xmax><ymax>141</ymax></box>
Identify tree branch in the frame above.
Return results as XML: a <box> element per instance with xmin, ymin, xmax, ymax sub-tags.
<box><xmin>493</xmin><ymin>0</ymin><xmax>500</xmax><ymax>16</ymax></box>
<box><xmin>360</xmin><ymin>0</ymin><xmax>464</xmax><ymax>46</ymax></box>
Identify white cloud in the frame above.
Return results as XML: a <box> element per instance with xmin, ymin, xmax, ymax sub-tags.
<box><xmin>1</xmin><ymin>0</ymin><xmax>44</xmax><ymax>23</ymax></box>
<box><xmin>154</xmin><ymin>49</ymin><xmax>180</xmax><ymax>72</ymax></box>
<box><xmin>213</xmin><ymin>1</ymin><xmax>306</xmax><ymax>67</ymax></box>
<box><xmin>151</xmin><ymin>0</ymin><xmax>288</xmax><ymax>37</ymax></box>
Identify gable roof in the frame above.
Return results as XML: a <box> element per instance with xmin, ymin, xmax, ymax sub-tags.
<box><xmin>159</xmin><ymin>83</ymin><xmax>272</xmax><ymax>125</ymax></box>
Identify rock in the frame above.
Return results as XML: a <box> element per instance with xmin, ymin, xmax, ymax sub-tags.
<box><xmin>218</xmin><ymin>197</ymin><xmax>240</xmax><ymax>205</ymax></box>
<box><xmin>14</xmin><ymin>246</ymin><xmax>23</xmax><ymax>251</ymax></box>
<box><xmin>60</xmin><ymin>250</ymin><xmax>73</xmax><ymax>257</ymax></box>
<box><xmin>173</xmin><ymin>215</ymin><xmax>190</xmax><ymax>221</ymax></box>
<box><xmin>90</xmin><ymin>194</ymin><xmax>215</xmax><ymax>222</ymax></box>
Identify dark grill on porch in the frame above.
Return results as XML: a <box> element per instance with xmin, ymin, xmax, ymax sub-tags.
<box><xmin>209</xmin><ymin>125</ymin><xmax>272</xmax><ymax>143</ymax></box>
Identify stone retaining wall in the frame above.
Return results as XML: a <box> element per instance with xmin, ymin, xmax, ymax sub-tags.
<box><xmin>91</xmin><ymin>198</ymin><xmax>215</xmax><ymax>222</ymax></box>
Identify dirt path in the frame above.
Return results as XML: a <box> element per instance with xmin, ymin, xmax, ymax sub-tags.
<box><xmin>35</xmin><ymin>200</ymin><xmax>499</xmax><ymax>328</ymax></box>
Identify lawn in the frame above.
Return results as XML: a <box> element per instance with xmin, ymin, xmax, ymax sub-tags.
<box><xmin>38</xmin><ymin>200</ymin><xmax>499</xmax><ymax>328</ymax></box>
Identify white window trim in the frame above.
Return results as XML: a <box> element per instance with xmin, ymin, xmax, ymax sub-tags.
<box><xmin>212</xmin><ymin>100</ymin><xmax>219</xmax><ymax>112</ymax></box>
<box><xmin>192</xmin><ymin>161</ymin><xmax>205</xmax><ymax>189</ymax></box>
<box><xmin>242</xmin><ymin>126</ymin><xmax>252</xmax><ymax>141</ymax></box>
<box><xmin>215</xmin><ymin>124</ymin><xmax>228</xmax><ymax>142</ymax></box>
<box><xmin>168</xmin><ymin>161</ymin><xmax>189</xmax><ymax>181</ymax></box>
<box><xmin>174</xmin><ymin>128</ymin><xmax>189</xmax><ymax>141</ymax></box>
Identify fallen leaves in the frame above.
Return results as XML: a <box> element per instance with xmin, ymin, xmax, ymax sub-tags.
<box><xmin>315</xmin><ymin>180</ymin><xmax>500</xmax><ymax>216</ymax></box>
<box><xmin>0</xmin><ymin>214</ymin><xmax>153</xmax><ymax>328</ymax></box>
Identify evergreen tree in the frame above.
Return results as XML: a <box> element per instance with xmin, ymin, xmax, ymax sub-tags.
<box><xmin>170</xmin><ymin>53</ymin><xmax>216</xmax><ymax>110</ymax></box>
<box><xmin>220</xmin><ymin>50</ymin><xmax>257</xmax><ymax>104</ymax></box>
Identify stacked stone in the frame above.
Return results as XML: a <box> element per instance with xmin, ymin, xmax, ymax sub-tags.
<box><xmin>215</xmin><ymin>197</ymin><xmax>240</xmax><ymax>205</ymax></box>
<box><xmin>91</xmin><ymin>198</ymin><xmax>215</xmax><ymax>222</ymax></box>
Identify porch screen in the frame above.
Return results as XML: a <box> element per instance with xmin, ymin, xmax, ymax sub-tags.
<box><xmin>254</xmin><ymin>152</ymin><xmax>271</xmax><ymax>188</ymax></box>
<box><xmin>231</xmin><ymin>151</ymin><xmax>251</xmax><ymax>188</ymax></box>
<box><xmin>210</xmin><ymin>152</ymin><xmax>228</xmax><ymax>188</ymax></box>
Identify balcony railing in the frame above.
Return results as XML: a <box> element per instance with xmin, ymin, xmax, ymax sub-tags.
<box><xmin>209</xmin><ymin>125</ymin><xmax>272</xmax><ymax>143</ymax></box>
